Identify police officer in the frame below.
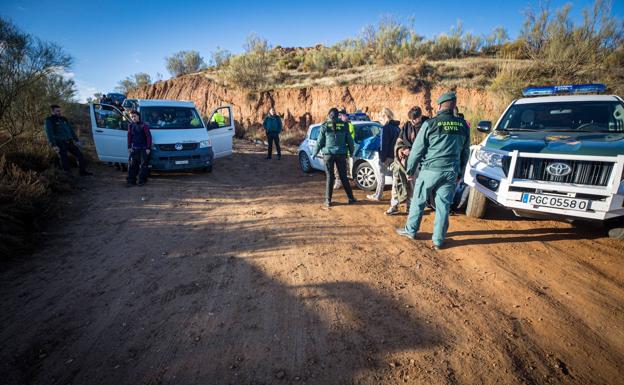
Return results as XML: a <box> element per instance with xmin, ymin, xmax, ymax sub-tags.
<box><xmin>333</xmin><ymin>108</ymin><xmax>355</xmax><ymax>189</ymax></box>
<box><xmin>263</xmin><ymin>107</ymin><xmax>283</xmax><ymax>160</ymax></box>
<box><xmin>396</xmin><ymin>92</ymin><xmax>470</xmax><ymax>250</ymax></box>
<box><xmin>44</xmin><ymin>104</ymin><xmax>93</xmax><ymax>176</ymax></box>
<box><xmin>314</xmin><ymin>108</ymin><xmax>357</xmax><ymax>207</ymax></box>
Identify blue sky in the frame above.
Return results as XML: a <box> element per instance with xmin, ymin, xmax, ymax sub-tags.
<box><xmin>2</xmin><ymin>0</ymin><xmax>622</xmax><ymax>101</ymax></box>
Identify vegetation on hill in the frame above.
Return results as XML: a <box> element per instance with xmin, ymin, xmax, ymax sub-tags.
<box><xmin>0</xmin><ymin>17</ymin><xmax>83</xmax><ymax>261</ymax></box>
<box><xmin>124</xmin><ymin>0</ymin><xmax>622</xmax><ymax>101</ymax></box>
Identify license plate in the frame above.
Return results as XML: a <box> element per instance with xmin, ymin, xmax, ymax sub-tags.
<box><xmin>175</xmin><ymin>160</ymin><xmax>189</xmax><ymax>165</ymax></box>
<box><xmin>522</xmin><ymin>193</ymin><xmax>589</xmax><ymax>211</ymax></box>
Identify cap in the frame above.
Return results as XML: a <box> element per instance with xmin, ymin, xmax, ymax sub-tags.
<box><xmin>437</xmin><ymin>92</ymin><xmax>456</xmax><ymax>104</ymax></box>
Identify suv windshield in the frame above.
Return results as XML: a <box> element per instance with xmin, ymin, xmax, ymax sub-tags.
<box><xmin>141</xmin><ymin>106</ymin><xmax>204</xmax><ymax>129</ymax></box>
<box><xmin>497</xmin><ymin>101</ymin><xmax>624</xmax><ymax>133</ymax></box>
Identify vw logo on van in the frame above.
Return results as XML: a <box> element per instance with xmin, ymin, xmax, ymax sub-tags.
<box><xmin>174</xmin><ymin>143</ymin><xmax>183</xmax><ymax>151</ymax></box>
<box><xmin>546</xmin><ymin>162</ymin><xmax>572</xmax><ymax>177</ymax></box>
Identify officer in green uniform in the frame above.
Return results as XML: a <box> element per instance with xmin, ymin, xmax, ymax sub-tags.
<box><xmin>396</xmin><ymin>92</ymin><xmax>470</xmax><ymax>249</ymax></box>
<box><xmin>333</xmin><ymin>109</ymin><xmax>356</xmax><ymax>190</ymax></box>
<box><xmin>314</xmin><ymin>108</ymin><xmax>357</xmax><ymax>207</ymax></box>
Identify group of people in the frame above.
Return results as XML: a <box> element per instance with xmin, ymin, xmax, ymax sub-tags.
<box><xmin>46</xmin><ymin>91</ymin><xmax>470</xmax><ymax>249</ymax></box>
<box><xmin>44</xmin><ymin>105</ymin><xmax>153</xmax><ymax>187</ymax></box>
<box><xmin>311</xmin><ymin>91</ymin><xmax>470</xmax><ymax>250</ymax></box>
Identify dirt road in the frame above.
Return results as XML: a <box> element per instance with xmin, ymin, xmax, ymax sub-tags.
<box><xmin>1</xmin><ymin>140</ymin><xmax>623</xmax><ymax>385</ymax></box>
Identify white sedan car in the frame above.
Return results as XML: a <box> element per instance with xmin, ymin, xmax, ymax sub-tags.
<box><xmin>298</xmin><ymin>121</ymin><xmax>393</xmax><ymax>191</ymax></box>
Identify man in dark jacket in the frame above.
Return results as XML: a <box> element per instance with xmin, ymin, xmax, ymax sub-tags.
<box><xmin>126</xmin><ymin>110</ymin><xmax>152</xmax><ymax>186</ymax></box>
<box><xmin>314</xmin><ymin>108</ymin><xmax>357</xmax><ymax>207</ymax></box>
<box><xmin>44</xmin><ymin>104</ymin><xmax>92</xmax><ymax>176</ymax></box>
<box><xmin>367</xmin><ymin>108</ymin><xmax>400</xmax><ymax>201</ymax></box>
<box><xmin>263</xmin><ymin>107</ymin><xmax>282</xmax><ymax>160</ymax></box>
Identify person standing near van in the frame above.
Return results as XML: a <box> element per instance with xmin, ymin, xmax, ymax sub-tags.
<box><xmin>126</xmin><ymin>110</ymin><xmax>152</xmax><ymax>187</ymax></box>
<box><xmin>396</xmin><ymin>92</ymin><xmax>470</xmax><ymax>250</ymax></box>
<box><xmin>44</xmin><ymin>104</ymin><xmax>93</xmax><ymax>176</ymax></box>
<box><xmin>386</xmin><ymin>106</ymin><xmax>428</xmax><ymax>215</ymax></box>
<box><xmin>263</xmin><ymin>107</ymin><xmax>282</xmax><ymax>160</ymax></box>
<box><xmin>367</xmin><ymin>108</ymin><xmax>400</xmax><ymax>201</ymax></box>
<box><xmin>314</xmin><ymin>108</ymin><xmax>356</xmax><ymax>207</ymax></box>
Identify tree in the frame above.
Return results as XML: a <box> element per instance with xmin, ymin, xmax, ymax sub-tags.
<box><xmin>165</xmin><ymin>50</ymin><xmax>206</xmax><ymax>77</ymax></box>
<box><xmin>0</xmin><ymin>17</ymin><xmax>74</xmax><ymax>148</ymax></box>
<box><xmin>210</xmin><ymin>47</ymin><xmax>232</xmax><ymax>67</ymax></box>
<box><xmin>116</xmin><ymin>72</ymin><xmax>152</xmax><ymax>93</ymax></box>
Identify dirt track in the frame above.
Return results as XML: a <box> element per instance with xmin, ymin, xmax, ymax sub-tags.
<box><xmin>1</xmin><ymin>140</ymin><xmax>623</xmax><ymax>385</ymax></box>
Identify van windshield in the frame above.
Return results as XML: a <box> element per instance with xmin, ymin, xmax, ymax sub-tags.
<box><xmin>497</xmin><ymin>101</ymin><xmax>624</xmax><ymax>133</ymax></box>
<box><xmin>141</xmin><ymin>106</ymin><xmax>204</xmax><ymax>129</ymax></box>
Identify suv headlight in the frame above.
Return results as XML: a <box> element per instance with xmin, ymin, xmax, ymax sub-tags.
<box><xmin>199</xmin><ymin>139</ymin><xmax>212</xmax><ymax>148</ymax></box>
<box><xmin>476</xmin><ymin>148</ymin><xmax>504</xmax><ymax>168</ymax></box>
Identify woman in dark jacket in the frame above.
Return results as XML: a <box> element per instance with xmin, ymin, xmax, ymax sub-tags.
<box><xmin>367</xmin><ymin>108</ymin><xmax>400</xmax><ymax>201</ymax></box>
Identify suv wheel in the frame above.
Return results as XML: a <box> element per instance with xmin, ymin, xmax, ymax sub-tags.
<box><xmin>354</xmin><ymin>162</ymin><xmax>377</xmax><ymax>191</ymax></box>
<box><xmin>299</xmin><ymin>151</ymin><xmax>313</xmax><ymax>173</ymax></box>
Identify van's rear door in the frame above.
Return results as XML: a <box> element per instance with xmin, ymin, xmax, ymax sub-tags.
<box><xmin>206</xmin><ymin>106</ymin><xmax>234</xmax><ymax>158</ymax></box>
<box><xmin>90</xmin><ymin>103</ymin><xmax>128</xmax><ymax>163</ymax></box>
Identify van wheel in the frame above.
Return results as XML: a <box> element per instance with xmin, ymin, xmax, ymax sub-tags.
<box><xmin>354</xmin><ymin>162</ymin><xmax>377</xmax><ymax>191</ymax></box>
<box><xmin>299</xmin><ymin>152</ymin><xmax>313</xmax><ymax>173</ymax></box>
<box><xmin>466</xmin><ymin>188</ymin><xmax>488</xmax><ymax>218</ymax></box>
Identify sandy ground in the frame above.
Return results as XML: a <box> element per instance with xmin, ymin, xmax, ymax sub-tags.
<box><xmin>1</xmin><ymin>140</ymin><xmax>623</xmax><ymax>385</ymax></box>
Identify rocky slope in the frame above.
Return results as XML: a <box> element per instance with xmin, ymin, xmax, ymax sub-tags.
<box><xmin>129</xmin><ymin>73</ymin><xmax>501</xmax><ymax>136</ymax></box>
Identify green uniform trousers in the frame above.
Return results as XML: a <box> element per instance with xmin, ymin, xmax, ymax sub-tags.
<box><xmin>404</xmin><ymin>169</ymin><xmax>457</xmax><ymax>246</ymax></box>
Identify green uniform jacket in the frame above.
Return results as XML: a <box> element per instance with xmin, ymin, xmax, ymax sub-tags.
<box><xmin>314</xmin><ymin>120</ymin><xmax>355</xmax><ymax>157</ymax></box>
<box><xmin>263</xmin><ymin>115</ymin><xmax>282</xmax><ymax>134</ymax></box>
<box><xmin>44</xmin><ymin>115</ymin><xmax>78</xmax><ymax>147</ymax></box>
<box><xmin>406</xmin><ymin>109</ymin><xmax>470</xmax><ymax>175</ymax></box>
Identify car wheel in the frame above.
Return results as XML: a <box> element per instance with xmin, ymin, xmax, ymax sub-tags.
<box><xmin>299</xmin><ymin>151</ymin><xmax>313</xmax><ymax>173</ymax></box>
<box><xmin>354</xmin><ymin>162</ymin><xmax>377</xmax><ymax>191</ymax></box>
<box><xmin>202</xmin><ymin>165</ymin><xmax>213</xmax><ymax>173</ymax></box>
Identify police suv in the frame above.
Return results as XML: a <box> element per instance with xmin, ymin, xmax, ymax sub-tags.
<box><xmin>464</xmin><ymin>84</ymin><xmax>624</xmax><ymax>239</ymax></box>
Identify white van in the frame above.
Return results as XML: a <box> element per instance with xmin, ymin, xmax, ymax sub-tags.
<box><xmin>89</xmin><ymin>99</ymin><xmax>234</xmax><ymax>171</ymax></box>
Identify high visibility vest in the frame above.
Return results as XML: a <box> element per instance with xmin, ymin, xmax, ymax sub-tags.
<box><xmin>211</xmin><ymin>112</ymin><xmax>225</xmax><ymax>127</ymax></box>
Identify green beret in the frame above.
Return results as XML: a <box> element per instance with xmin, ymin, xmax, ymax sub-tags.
<box><xmin>437</xmin><ymin>92</ymin><xmax>456</xmax><ymax>104</ymax></box>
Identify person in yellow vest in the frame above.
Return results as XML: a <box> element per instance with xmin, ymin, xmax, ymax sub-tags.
<box><xmin>211</xmin><ymin>111</ymin><xmax>226</xmax><ymax>127</ymax></box>
<box><xmin>333</xmin><ymin>109</ymin><xmax>356</xmax><ymax>189</ymax></box>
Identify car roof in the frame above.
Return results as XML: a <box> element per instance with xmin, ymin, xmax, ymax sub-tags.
<box><xmin>135</xmin><ymin>99</ymin><xmax>197</xmax><ymax>108</ymax></box>
<box><xmin>309</xmin><ymin>120</ymin><xmax>380</xmax><ymax>129</ymax></box>
<box><xmin>514</xmin><ymin>95</ymin><xmax>620</xmax><ymax>104</ymax></box>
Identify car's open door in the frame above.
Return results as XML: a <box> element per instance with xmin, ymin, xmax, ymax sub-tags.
<box><xmin>90</xmin><ymin>103</ymin><xmax>128</xmax><ymax>163</ymax></box>
<box><xmin>206</xmin><ymin>105</ymin><xmax>234</xmax><ymax>158</ymax></box>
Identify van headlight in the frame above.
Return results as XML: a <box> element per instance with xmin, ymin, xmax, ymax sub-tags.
<box><xmin>199</xmin><ymin>140</ymin><xmax>211</xmax><ymax>148</ymax></box>
<box><xmin>476</xmin><ymin>148</ymin><xmax>504</xmax><ymax>168</ymax></box>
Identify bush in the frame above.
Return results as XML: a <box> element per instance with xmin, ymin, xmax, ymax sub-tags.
<box><xmin>0</xmin><ymin>145</ymin><xmax>73</xmax><ymax>260</ymax></box>
<box><xmin>165</xmin><ymin>50</ymin><xmax>206</xmax><ymax>77</ymax></box>
<box><xmin>398</xmin><ymin>60</ymin><xmax>438</xmax><ymax>92</ymax></box>
<box><xmin>224</xmin><ymin>52</ymin><xmax>272</xmax><ymax>90</ymax></box>
<box><xmin>116</xmin><ymin>72</ymin><xmax>151</xmax><ymax>94</ymax></box>
<box><xmin>492</xmin><ymin>0</ymin><xmax>623</xmax><ymax>101</ymax></box>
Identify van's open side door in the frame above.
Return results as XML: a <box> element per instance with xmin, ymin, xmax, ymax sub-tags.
<box><xmin>206</xmin><ymin>106</ymin><xmax>234</xmax><ymax>158</ymax></box>
<box><xmin>90</xmin><ymin>103</ymin><xmax>128</xmax><ymax>163</ymax></box>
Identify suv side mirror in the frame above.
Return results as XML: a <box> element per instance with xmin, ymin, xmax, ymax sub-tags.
<box><xmin>477</xmin><ymin>121</ymin><xmax>492</xmax><ymax>133</ymax></box>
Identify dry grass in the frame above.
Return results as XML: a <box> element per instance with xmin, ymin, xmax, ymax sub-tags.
<box><xmin>0</xmin><ymin>142</ymin><xmax>74</xmax><ymax>261</ymax></box>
